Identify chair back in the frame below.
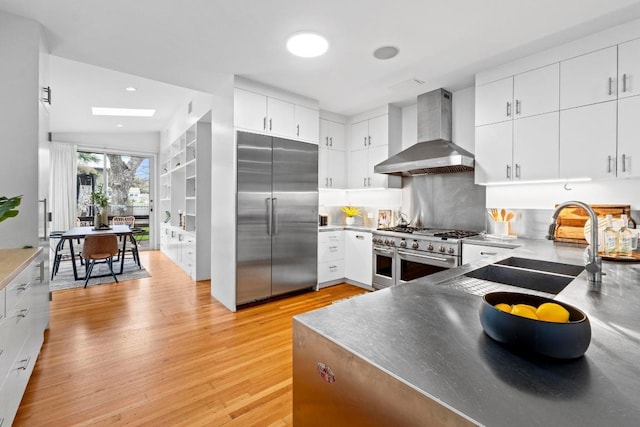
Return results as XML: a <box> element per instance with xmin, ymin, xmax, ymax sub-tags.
<box><xmin>82</xmin><ymin>234</ymin><xmax>119</xmax><ymax>260</ymax></box>
<box><xmin>112</xmin><ymin>216</ymin><xmax>135</xmax><ymax>227</ymax></box>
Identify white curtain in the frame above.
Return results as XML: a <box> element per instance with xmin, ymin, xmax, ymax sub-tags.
<box><xmin>49</xmin><ymin>142</ymin><xmax>77</xmax><ymax>232</ymax></box>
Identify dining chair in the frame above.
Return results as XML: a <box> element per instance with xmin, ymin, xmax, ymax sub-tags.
<box><xmin>50</xmin><ymin>231</ymin><xmax>84</xmax><ymax>279</ymax></box>
<box><xmin>111</xmin><ymin>216</ymin><xmax>142</xmax><ymax>268</ymax></box>
<box><xmin>81</xmin><ymin>234</ymin><xmax>120</xmax><ymax>288</ymax></box>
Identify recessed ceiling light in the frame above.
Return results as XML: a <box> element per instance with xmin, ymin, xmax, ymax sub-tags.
<box><xmin>125</xmin><ymin>86</ymin><xmax>137</xmax><ymax>92</ymax></box>
<box><xmin>373</xmin><ymin>46</ymin><xmax>399</xmax><ymax>60</ymax></box>
<box><xmin>116</xmin><ymin>124</ymin><xmax>124</xmax><ymax>128</ymax></box>
<box><xmin>92</xmin><ymin>107</ymin><xmax>155</xmax><ymax>117</ymax></box>
<box><xmin>286</xmin><ymin>32</ymin><xmax>329</xmax><ymax>58</ymax></box>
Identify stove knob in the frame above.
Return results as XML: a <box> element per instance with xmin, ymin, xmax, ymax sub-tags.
<box><xmin>448</xmin><ymin>247</ymin><xmax>455</xmax><ymax>254</ymax></box>
<box><xmin>390</xmin><ymin>240</ymin><xmax>396</xmax><ymax>246</ymax></box>
<box><xmin>399</xmin><ymin>240</ymin><xmax>407</xmax><ymax>248</ymax></box>
<box><xmin>412</xmin><ymin>241</ymin><xmax>419</xmax><ymax>249</ymax></box>
<box><xmin>384</xmin><ymin>239</ymin><xmax>390</xmax><ymax>245</ymax></box>
<box><xmin>428</xmin><ymin>244</ymin><xmax>434</xmax><ymax>251</ymax></box>
<box><xmin>439</xmin><ymin>246</ymin><xmax>446</xmax><ymax>253</ymax></box>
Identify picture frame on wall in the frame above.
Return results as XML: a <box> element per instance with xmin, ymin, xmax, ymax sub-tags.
<box><xmin>377</xmin><ymin>209</ymin><xmax>391</xmax><ymax>228</ymax></box>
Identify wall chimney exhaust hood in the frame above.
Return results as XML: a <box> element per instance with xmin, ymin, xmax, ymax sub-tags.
<box><xmin>374</xmin><ymin>88</ymin><xmax>474</xmax><ymax>176</ymax></box>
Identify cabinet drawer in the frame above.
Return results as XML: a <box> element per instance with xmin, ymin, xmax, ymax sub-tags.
<box><xmin>3</xmin><ymin>331</ymin><xmax>38</xmax><ymax>427</ymax></box>
<box><xmin>319</xmin><ymin>241</ymin><xmax>344</xmax><ymax>262</ymax></box>
<box><xmin>318</xmin><ymin>260</ymin><xmax>345</xmax><ymax>283</ymax></box>
<box><xmin>5</xmin><ymin>263</ymin><xmax>37</xmax><ymax>316</ymax></box>
<box><xmin>462</xmin><ymin>244</ymin><xmax>514</xmax><ymax>265</ymax></box>
<box><xmin>319</xmin><ymin>231</ymin><xmax>344</xmax><ymax>245</ymax></box>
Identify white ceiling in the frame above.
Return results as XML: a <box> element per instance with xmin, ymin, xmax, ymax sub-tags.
<box><xmin>2</xmin><ymin>0</ymin><xmax>640</xmax><ymax>133</ymax></box>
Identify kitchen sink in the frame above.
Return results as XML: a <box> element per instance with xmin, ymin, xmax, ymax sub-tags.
<box><xmin>464</xmin><ymin>258</ymin><xmax>584</xmax><ymax>295</ymax></box>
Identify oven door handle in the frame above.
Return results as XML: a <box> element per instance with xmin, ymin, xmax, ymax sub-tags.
<box><xmin>373</xmin><ymin>248</ymin><xmax>395</xmax><ymax>256</ymax></box>
<box><xmin>397</xmin><ymin>250</ymin><xmax>456</xmax><ymax>265</ymax></box>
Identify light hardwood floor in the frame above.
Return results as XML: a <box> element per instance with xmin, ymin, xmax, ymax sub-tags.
<box><xmin>15</xmin><ymin>251</ymin><xmax>367</xmax><ymax>426</ymax></box>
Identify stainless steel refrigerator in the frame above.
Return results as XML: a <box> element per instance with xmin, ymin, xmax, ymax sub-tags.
<box><xmin>236</xmin><ymin>131</ymin><xmax>318</xmax><ymax>305</ymax></box>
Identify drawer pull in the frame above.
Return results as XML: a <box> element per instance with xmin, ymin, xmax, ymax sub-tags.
<box><xmin>14</xmin><ymin>357</ymin><xmax>30</xmax><ymax>371</ymax></box>
<box><xmin>329</xmin><ymin>265</ymin><xmax>338</xmax><ymax>272</ymax></box>
<box><xmin>17</xmin><ymin>308</ymin><xmax>30</xmax><ymax>318</ymax></box>
<box><xmin>480</xmin><ymin>252</ymin><xmax>497</xmax><ymax>256</ymax></box>
<box><xmin>17</xmin><ymin>283</ymin><xmax>30</xmax><ymax>291</ymax></box>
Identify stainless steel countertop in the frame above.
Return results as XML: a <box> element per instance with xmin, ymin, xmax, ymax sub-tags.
<box><xmin>295</xmin><ymin>238</ymin><xmax>640</xmax><ymax>426</ymax></box>
<box><xmin>318</xmin><ymin>225</ymin><xmax>376</xmax><ymax>233</ymax></box>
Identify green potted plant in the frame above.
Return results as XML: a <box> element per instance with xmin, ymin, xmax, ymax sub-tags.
<box><xmin>92</xmin><ymin>185</ymin><xmax>110</xmax><ymax>228</ymax></box>
<box><xmin>0</xmin><ymin>195</ymin><xmax>22</xmax><ymax>222</ymax></box>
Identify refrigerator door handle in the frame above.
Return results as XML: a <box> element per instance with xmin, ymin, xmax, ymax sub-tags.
<box><xmin>267</xmin><ymin>197</ymin><xmax>273</xmax><ymax>236</ymax></box>
<box><xmin>272</xmin><ymin>197</ymin><xmax>278</xmax><ymax>235</ymax></box>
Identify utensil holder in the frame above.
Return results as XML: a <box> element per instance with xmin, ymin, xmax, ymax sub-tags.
<box><xmin>494</xmin><ymin>221</ymin><xmax>509</xmax><ymax>236</ymax></box>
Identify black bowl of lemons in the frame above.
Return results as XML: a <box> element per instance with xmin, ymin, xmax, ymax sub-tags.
<box><xmin>480</xmin><ymin>291</ymin><xmax>591</xmax><ymax>359</ymax></box>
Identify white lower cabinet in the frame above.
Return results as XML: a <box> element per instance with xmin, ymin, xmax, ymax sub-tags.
<box><xmin>161</xmin><ymin>224</ymin><xmax>199</xmax><ymax>279</ymax></box>
<box><xmin>0</xmin><ymin>250</ymin><xmax>48</xmax><ymax>427</ymax></box>
<box><xmin>345</xmin><ymin>231</ymin><xmax>372</xmax><ymax>287</ymax></box>
<box><xmin>462</xmin><ymin>243</ymin><xmax>515</xmax><ymax>265</ymax></box>
<box><xmin>318</xmin><ymin>231</ymin><xmax>344</xmax><ymax>285</ymax></box>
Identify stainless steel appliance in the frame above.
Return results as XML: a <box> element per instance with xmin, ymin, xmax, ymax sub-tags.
<box><xmin>236</xmin><ymin>131</ymin><xmax>318</xmax><ymax>305</ymax></box>
<box><xmin>372</xmin><ymin>226</ymin><xmax>479</xmax><ymax>290</ymax></box>
<box><xmin>374</xmin><ymin>88</ymin><xmax>474</xmax><ymax>176</ymax></box>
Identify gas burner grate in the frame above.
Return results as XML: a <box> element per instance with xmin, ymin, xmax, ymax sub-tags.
<box><xmin>432</xmin><ymin>230</ymin><xmax>481</xmax><ymax>239</ymax></box>
<box><xmin>376</xmin><ymin>226</ymin><xmax>425</xmax><ymax>234</ymax></box>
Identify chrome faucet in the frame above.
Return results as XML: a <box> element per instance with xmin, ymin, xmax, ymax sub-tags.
<box><xmin>547</xmin><ymin>201</ymin><xmax>602</xmax><ymax>284</ymax></box>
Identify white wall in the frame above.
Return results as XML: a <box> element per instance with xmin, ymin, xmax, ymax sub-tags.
<box><xmin>0</xmin><ymin>12</ymin><xmax>43</xmax><ymax>248</ymax></box>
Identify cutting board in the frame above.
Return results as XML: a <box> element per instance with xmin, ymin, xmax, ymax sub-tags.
<box><xmin>554</xmin><ymin>204</ymin><xmax>633</xmax><ymax>244</ymax></box>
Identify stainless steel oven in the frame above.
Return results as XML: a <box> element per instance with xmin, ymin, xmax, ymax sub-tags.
<box><xmin>372</xmin><ymin>228</ymin><xmax>477</xmax><ymax>290</ymax></box>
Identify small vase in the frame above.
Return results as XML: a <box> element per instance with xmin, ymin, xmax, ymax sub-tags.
<box><xmin>346</xmin><ymin>216</ymin><xmax>355</xmax><ymax>225</ymax></box>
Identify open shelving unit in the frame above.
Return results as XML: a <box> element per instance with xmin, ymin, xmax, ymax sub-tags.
<box><xmin>158</xmin><ymin>112</ymin><xmax>212</xmax><ymax>280</ymax></box>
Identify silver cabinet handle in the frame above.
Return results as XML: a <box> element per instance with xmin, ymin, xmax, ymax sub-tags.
<box><xmin>367</xmin><ymin>177</ymin><xmax>371</xmax><ymax>186</ymax></box>
<box><xmin>329</xmin><ymin>137</ymin><xmax>333</xmax><ymax>147</ymax></box>
<box><xmin>368</xmin><ymin>136</ymin><xmax>371</xmax><ymax>146</ymax></box>
<box><xmin>272</xmin><ymin>197</ymin><xmax>278</xmax><ymax>235</ymax></box>
<box><xmin>480</xmin><ymin>251</ymin><xmax>498</xmax><ymax>256</ymax></box>
<box><xmin>325</xmin><ymin>177</ymin><xmax>329</xmax><ymax>187</ymax></box>
<box><xmin>506</xmin><ymin>102</ymin><xmax>511</xmax><ymax>117</ymax></box>
<box><xmin>608</xmin><ymin>77</ymin><xmax>613</xmax><ymax>96</ymax></box>
<box><xmin>329</xmin><ymin>177</ymin><xmax>332</xmax><ymax>187</ymax></box>
<box><xmin>329</xmin><ymin>265</ymin><xmax>338</xmax><ymax>272</ymax></box>
<box><xmin>14</xmin><ymin>357</ymin><xmax>30</xmax><ymax>371</ymax></box>
<box><xmin>17</xmin><ymin>308</ymin><xmax>30</xmax><ymax>318</ymax></box>
<box><xmin>363</xmin><ymin>177</ymin><xmax>367</xmax><ymax>187</ymax></box>
<box><xmin>269</xmin><ymin>118</ymin><xmax>273</xmax><ymax>131</ymax></box>
<box><xmin>263</xmin><ymin>117</ymin><xmax>267</xmax><ymax>130</ymax></box>
<box><xmin>297</xmin><ymin>124</ymin><xmax>300</xmax><ymax>136</ymax></box>
<box><xmin>515</xmin><ymin>99</ymin><xmax>521</xmax><ymax>115</ymax></box>
<box><xmin>515</xmin><ymin>163</ymin><xmax>521</xmax><ymax>178</ymax></box>
<box><xmin>622</xmin><ymin>74</ymin><xmax>627</xmax><ymax>93</ymax></box>
<box><xmin>266</xmin><ymin>198</ymin><xmax>273</xmax><ymax>236</ymax></box>
<box><xmin>356</xmin><ymin>235</ymin><xmax>364</xmax><ymax>240</ymax></box>
<box><xmin>506</xmin><ymin>164</ymin><xmax>511</xmax><ymax>179</ymax></box>
<box><xmin>622</xmin><ymin>154</ymin><xmax>627</xmax><ymax>173</ymax></box>
<box><xmin>363</xmin><ymin>137</ymin><xmax>367</xmax><ymax>147</ymax></box>
<box><xmin>325</xmin><ymin>136</ymin><xmax>329</xmax><ymax>146</ymax></box>
<box><xmin>607</xmin><ymin>155</ymin><xmax>615</xmax><ymax>174</ymax></box>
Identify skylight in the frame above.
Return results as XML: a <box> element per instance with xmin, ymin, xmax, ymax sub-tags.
<box><xmin>91</xmin><ymin>107</ymin><xmax>155</xmax><ymax>117</ymax></box>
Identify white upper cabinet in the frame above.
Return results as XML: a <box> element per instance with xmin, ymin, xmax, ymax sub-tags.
<box><xmin>475</xmin><ymin>63</ymin><xmax>559</xmax><ymax>126</ymax></box>
<box><xmin>294</xmin><ymin>105</ymin><xmax>320</xmax><ymax>143</ymax></box>
<box><xmin>560</xmin><ymin>46</ymin><xmax>618</xmax><ymax>109</ymax></box>
<box><xmin>513</xmin><ymin>63</ymin><xmax>560</xmax><ymax>119</ymax></box>
<box><xmin>348</xmin><ymin>114</ymin><xmax>395</xmax><ymax>189</ymax></box>
<box><xmin>618</xmin><ymin>38</ymin><xmax>640</xmax><ymax>99</ymax></box>
<box><xmin>474</xmin><ymin>121</ymin><xmax>513</xmax><ymax>183</ymax></box>
<box><xmin>234</xmin><ymin>87</ymin><xmax>319</xmax><ymax>143</ymax></box>
<box><xmin>512</xmin><ymin>112</ymin><xmax>559</xmax><ymax>181</ymax></box>
<box><xmin>617</xmin><ymin>95</ymin><xmax>640</xmax><ymax>178</ymax></box>
<box><xmin>319</xmin><ymin>119</ymin><xmax>346</xmax><ymax>188</ymax></box>
<box><xmin>559</xmin><ymin>101</ymin><xmax>617</xmax><ymax>179</ymax></box>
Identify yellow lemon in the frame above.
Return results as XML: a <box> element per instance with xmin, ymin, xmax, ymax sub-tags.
<box><xmin>511</xmin><ymin>305</ymin><xmax>539</xmax><ymax>320</ymax></box>
<box><xmin>494</xmin><ymin>303</ymin><xmax>512</xmax><ymax>313</ymax></box>
<box><xmin>536</xmin><ymin>302</ymin><xmax>570</xmax><ymax>323</ymax></box>
<box><xmin>513</xmin><ymin>304</ymin><xmax>537</xmax><ymax>315</ymax></box>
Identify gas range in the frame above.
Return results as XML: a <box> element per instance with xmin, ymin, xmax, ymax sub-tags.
<box><xmin>373</xmin><ymin>227</ymin><xmax>481</xmax><ymax>256</ymax></box>
<box><xmin>372</xmin><ymin>227</ymin><xmax>481</xmax><ymax>290</ymax></box>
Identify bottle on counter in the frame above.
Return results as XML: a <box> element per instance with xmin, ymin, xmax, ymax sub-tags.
<box><xmin>617</xmin><ymin>214</ymin><xmax>633</xmax><ymax>256</ymax></box>
<box><xmin>603</xmin><ymin>214</ymin><xmax>618</xmax><ymax>255</ymax></box>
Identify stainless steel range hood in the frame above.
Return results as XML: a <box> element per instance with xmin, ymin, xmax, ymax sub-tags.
<box><xmin>374</xmin><ymin>88</ymin><xmax>474</xmax><ymax>176</ymax></box>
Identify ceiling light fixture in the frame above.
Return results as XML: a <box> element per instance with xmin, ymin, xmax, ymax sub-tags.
<box><xmin>125</xmin><ymin>86</ymin><xmax>137</xmax><ymax>92</ymax></box>
<box><xmin>286</xmin><ymin>32</ymin><xmax>329</xmax><ymax>58</ymax></box>
<box><xmin>373</xmin><ymin>46</ymin><xmax>399</xmax><ymax>60</ymax></box>
<box><xmin>116</xmin><ymin>124</ymin><xmax>124</xmax><ymax>128</ymax></box>
<box><xmin>92</xmin><ymin>107</ymin><xmax>155</xmax><ymax>117</ymax></box>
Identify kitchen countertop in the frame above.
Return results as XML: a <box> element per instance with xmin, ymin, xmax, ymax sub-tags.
<box><xmin>294</xmin><ymin>238</ymin><xmax>640</xmax><ymax>426</ymax></box>
<box><xmin>0</xmin><ymin>247</ymin><xmax>42</xmax><ymax>290</ymax></box>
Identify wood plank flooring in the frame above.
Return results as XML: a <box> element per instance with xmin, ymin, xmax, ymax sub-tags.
<box><xmin>14</xmin><ymin>251</ymin><xmax>368</xmax><ymax>426</ymax></box>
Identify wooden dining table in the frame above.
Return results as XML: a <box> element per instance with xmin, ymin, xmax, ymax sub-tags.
<box><xmin>62</xmin><ymin>225</ymin><xmax>134</xmax><ymax>281</ymax></box>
